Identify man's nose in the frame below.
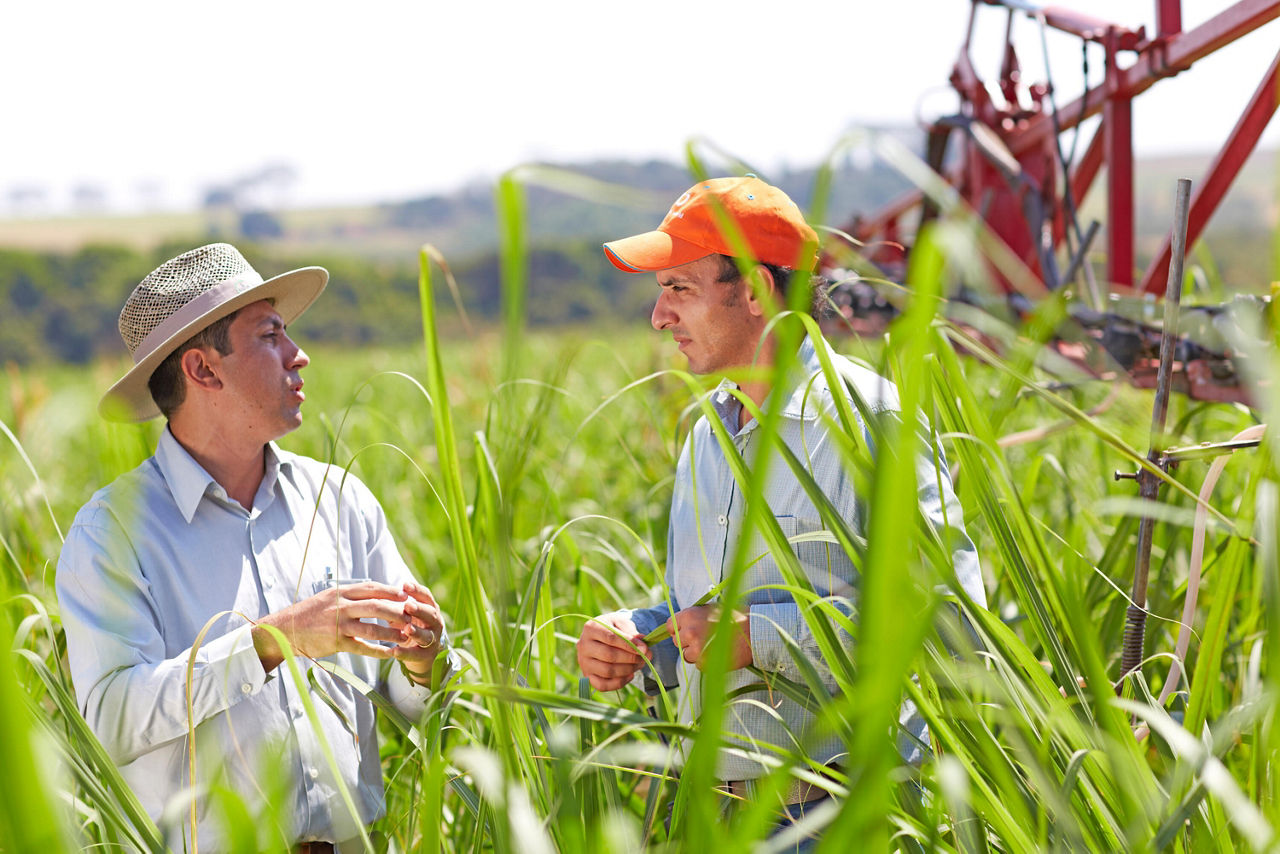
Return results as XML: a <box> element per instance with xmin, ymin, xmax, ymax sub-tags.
<box><xmin>286</xmin><ymin>334</ymin><xmax>310</xmax><ymax>369</ymax></box>
<box><xmin>651</xmin><ymin>291</ymin><xmax>674</xmax><ymax>331</ymax></box>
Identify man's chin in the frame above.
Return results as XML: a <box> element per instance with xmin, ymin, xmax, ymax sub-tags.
<box><xmin>271</xmin><ymin>411</ymin><xmax>304</xmax><ymax>440</ymax></box>
<box><xmin>675</xmin><ymin>349</ymin><xmax>700</xmax><ymax>374</ymax></box>
<box><xmin>681</xmin><ymin>355</ymin><xmax>713</xmax><ymax>376</ymax></box>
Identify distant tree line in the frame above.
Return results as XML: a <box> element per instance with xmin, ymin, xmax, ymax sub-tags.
<box><xmin>1</xmin><ymin>245</ymin><xmax>146</xmax><ymax>364</ymax></box>
<box><xmin>3</xmin><ymin>152</ymin><xmax>1272</xmax><ymax>367</ymax></box>
<box><xmin>0</xmin><ymin>157</ymin><xmax>927</xmax><ymax>366</ymax></box>
<box><xmin>3</xmin><ymin>225</ymin><xmax>1275</xmax><ymax>369</ymax></box>
<box><xmin>0</xmin><ymin>240</ymin><xmax>653</xmax><ymax>366</ymax></box>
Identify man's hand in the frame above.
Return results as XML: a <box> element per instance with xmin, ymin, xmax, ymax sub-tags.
<box><xmin>666</xmin><ymin>605</ymin><xmax>753</xmax><ymax>671</ymax></box>
<box><xmin>392</xmin><ymin>580</ymin><xmax>447</xmax><ymax>685</ymax></box>
<box><xmin>252</xmin><ymin>581</ymin><xmax>411</xmax><ymax>672</ymax></box>
<box><xmin>577</xmin><ymin>613</ymin><xmax>649</xmax><ymax>691</ymax></box>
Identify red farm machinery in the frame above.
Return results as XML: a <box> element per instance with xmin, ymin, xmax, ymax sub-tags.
<box><xmin>827</xmin><ymin>0</ymin><xmax>1279</xmax><ymax>681</ymax></box>
<box><xmin>830</xmin><ymin>0</ymin><xmax>1280</xmax><ymax>406</ymax></box>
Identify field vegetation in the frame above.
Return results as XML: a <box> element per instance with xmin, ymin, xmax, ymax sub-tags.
<box><xmin>2</xmin><ymin>157</ymin><xmax>1280</xmax><ymax>852</ymax></box>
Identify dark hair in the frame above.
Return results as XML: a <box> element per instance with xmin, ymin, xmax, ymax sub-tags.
<box><xmin>147</xmin><ymin>309</ymin><xmax>240</xmax><ymax>419</ymax></box>
<box><xmin>714</xmin><ymin>255</ymin><xmax>829</xmax><ymax>320</ymax></box>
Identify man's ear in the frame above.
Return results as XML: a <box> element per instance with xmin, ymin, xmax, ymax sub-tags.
<box><xmin>180</xmin><ymin>347</ymin><xmax>222</xmax><ymax>392</ymax></box>
<box><xmin>745</xmin><ymin>265</ymin><xmax>778</xmax><ymax>317</ymax></box>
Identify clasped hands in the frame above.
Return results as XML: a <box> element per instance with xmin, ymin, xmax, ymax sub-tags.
<box><xmin>252</xmin><ymin>579</ymin><xmax>445</xmax><ymax>685</ymax></box>
<box><xmin>576</xmin><ymin>604</ymin><xmax>752</xmax><ymax>692</ymax></box>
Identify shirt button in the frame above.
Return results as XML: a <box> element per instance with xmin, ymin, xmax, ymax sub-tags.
<box><xmin>264</xmin><ymin>578</ymin><xmax>274</xmax><ymax>589</ymax></box>
<box><xmin>240</xmin><ymin>683</ymin><xmax>252</xmax><ymax>695</ymax></box>
<box><xmin>308</xmin><ymin>767</ymin><xmax>319</xmax><ymax>780</ymax></box>
<box><xmin>717</xmin><ymin>514</ymin><xmax>728</xmax><ymax>526</ymax></box>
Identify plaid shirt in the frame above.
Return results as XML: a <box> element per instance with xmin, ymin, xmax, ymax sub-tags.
<box><xmin>626</xmin><ymin>335</ymin><xmax>985</xmax><ymax>780</ymax></box>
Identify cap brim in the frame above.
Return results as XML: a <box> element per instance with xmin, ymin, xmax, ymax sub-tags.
<box><xmin>99</xmin><ymin>266</ymin><xmax>329</xmax><ymax>423</ymax></box>
<box><xmin>603</xmin><ymin>230</ymin><xmax>717</xmax><ymax>272</ymax></box>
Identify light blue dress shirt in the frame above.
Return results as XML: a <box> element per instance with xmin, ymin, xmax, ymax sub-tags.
<box><xmin>625</xmin><ymin>335</ymin><xmax>986</xmax><ymax>780</ymax></box>
<box><xmin>56</xmin><ymin>428</ymin><xmax>451</xmax><ymax>849</ymax></box>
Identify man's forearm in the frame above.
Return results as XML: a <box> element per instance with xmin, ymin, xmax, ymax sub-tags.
<box><xmin>76</xmin><ymin>625</ymin><xmax>267</xmax><ymax>765</ymax></box>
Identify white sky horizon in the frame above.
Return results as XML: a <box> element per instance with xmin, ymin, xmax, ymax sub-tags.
<box><xmin>6</xmin><ymin>0</ymin><xmax>1278</xmax><ymax>216</ymax></box>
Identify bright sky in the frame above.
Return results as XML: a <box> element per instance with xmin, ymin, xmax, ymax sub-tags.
<box><xmin>6</xmin><ymin>0</ymin><xmax>1277</xmax><ymax>214</ymax></box>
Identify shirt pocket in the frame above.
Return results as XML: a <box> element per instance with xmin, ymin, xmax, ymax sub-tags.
<box><xmin>741</xmin><ymin>515</ymin><xmax>858</xmax><ymax>604</ymax></box>
<box><xmin>295</xmin><ymin>527</ymin><xmax>359</xmax><ymax>596</ymax></box>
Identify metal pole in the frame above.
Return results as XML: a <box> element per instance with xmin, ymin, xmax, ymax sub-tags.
<box><xmin>1062</xmin><ymin>220</ymin><xmax>1103</xmax><ymax>309</ymax></box>
<box><xmin>1119</xmin><ymin>177</ymin><xmax>1192</xmax><ymax>679</ymax></box>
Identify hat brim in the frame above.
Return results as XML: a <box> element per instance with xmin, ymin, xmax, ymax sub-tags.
<box><xmin>603</xmin><ymin>230</ymin><xmax>717</xmax><ymax>273</ymax></box>
<box><xmin>99</xmin><ymin>266</ymin><xmax>329</xmax><ymax>423</ymax></box>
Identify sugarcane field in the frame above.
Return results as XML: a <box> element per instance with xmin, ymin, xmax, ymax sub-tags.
<box><xmin>3</xmin><ymin>2</ymin><xmax>1280</xmax><ymax>852</ymax></box>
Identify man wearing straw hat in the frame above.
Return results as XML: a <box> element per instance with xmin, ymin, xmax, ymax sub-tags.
<box><xmin>575</xmin><ymin>176</ymin><xmax>986</xmax><ymax>845</ymax></box>
<box><xmin>56</xmin><ymin>244</ymin><xmax>457</xmax><ymax>852</ymax></box>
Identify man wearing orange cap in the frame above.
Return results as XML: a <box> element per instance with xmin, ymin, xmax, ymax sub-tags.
<box><xmin>56</xmin><ymin>244</ymin><xmax>458</xmax><ymax>852</ymax></box>
<box><xmin>576</xmin><ymin>177</ymin><xmax>985</xmax><ymax>843</ymax></box>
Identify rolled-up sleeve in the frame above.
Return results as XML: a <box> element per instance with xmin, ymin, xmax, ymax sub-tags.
<box><xmin>622</xmin><ymin>603</ymin><xmax>679</xmax><ymax>693</ymax></box>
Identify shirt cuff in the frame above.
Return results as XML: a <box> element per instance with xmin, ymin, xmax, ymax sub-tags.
<box><xmin>617</xmin><ymin>607</ymin><xmax>679</xmax><ymax>693</ymax></box>
<box><xmin>207</xmin><ymin>624</ymin><xmax>271</xmax><ymax>702</ymax></box>
<box><xmin>388</xmin><ymin>646</ymin><xmax>461</xmax><ymax>718</ymax></box>
<box><xmin>621</xmin><ymin>606</ymin><xmax>665</xmax><ymax>639</ymax></box>
<box><xmin>389</xmin><ymin>664</ymin><xmax>432</xmax><ymax>714</ymax></box>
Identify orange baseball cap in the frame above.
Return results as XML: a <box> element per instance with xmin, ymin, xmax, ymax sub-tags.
<box><xmin>603</xmin><ymin>176</ymin><xmax>818</xmax><ymax>272</ymax></box>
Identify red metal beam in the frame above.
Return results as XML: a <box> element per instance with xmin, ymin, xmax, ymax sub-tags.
<box><xmin>851</xmin><ymin>187</ymin><xmax>923</xmax><ymax>239</ymax></box>
<box><xmin>1156</xmin><ymin>0</ymin><xmax>1183</xmax><ymax>38</ymax></box>
<box><xmin>1004</xmin><ymin>0</ymin><xmax>1280</xmax><ymax>158</ymax></box>
<box><xmin>1138</xmin><ymin>49</ymin><xmax>1280</xmax><ymax>293</ymax></box>
<box><xmin>1042</xmin><ymin>5</ymin><xmax>1145</xmax><ymax>46</ymax></box>
<box><xmin>979</xmin><ymin>1</ymin><xmax>1145</xmax><ymax>46</ymax></box>
<box><xmin>1104</xmin><ymin>28</ymin><xmax>1135</xmax><ymax>288</ymax></box>
<box><xmin>837</xmin><ymin>1</ymin><xmax>1279</xmax><ymax>294</ymax></box>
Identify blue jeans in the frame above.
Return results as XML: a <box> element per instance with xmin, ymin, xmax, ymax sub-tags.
<box><xmin>715</xmin><ymin>792</ymin><xmax>829</xmax><ymax>852</ymax></box>
<box><xmin>662</xmin><ymin>790</ymin><xmax>831</xmax><ymax>850</ymax></box>
<box><xmin>761</xmin><ymin>797</ymin><xmax>826</xmax><ymax>852</ymax></box>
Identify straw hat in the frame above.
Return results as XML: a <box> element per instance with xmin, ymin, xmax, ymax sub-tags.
<box><xmin>100</xmin><ymin>243</ymin><xmax>328</xmax><ymax>422</ymax></box>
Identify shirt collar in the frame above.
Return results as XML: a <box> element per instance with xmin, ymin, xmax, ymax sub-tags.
<box><xmin>155</xmin><ymin>428</ymin><xmax>291</xmax><ymax>522</ymax></box>
<box><xmin>708</xmin><ymin>336</ymin><xmax>830</xmax><ymax>432</ymax></box>
<box><xmin>777</xmin><ymin>336</ymin><xmax>832</xmax><ymax>420</ymax></box>
<box><xmin>257</xmin><ymin>443</ymin><xmax>287</xmax><ymax>510</ymax></box>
